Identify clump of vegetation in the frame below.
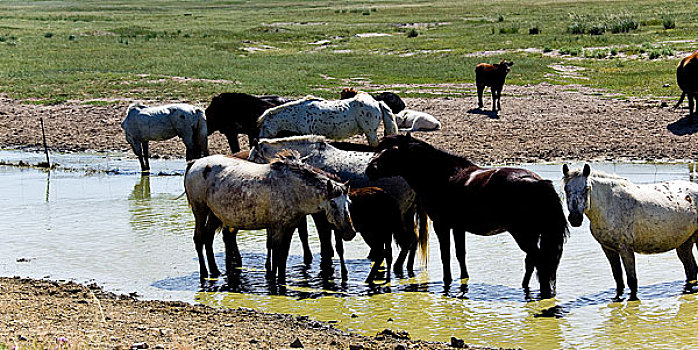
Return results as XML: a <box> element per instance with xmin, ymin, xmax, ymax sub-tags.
<box><xmin>406</xmin><ymin>28</ymin><xmax>418</xmax><ymax>38</ymax></box>
<box><xmin>498</xmin><ymin>14</ymin><xmax>504</xmax><ymax>22</ymax></box>
<box><xmin>529</xmin><ymin>26</ymin><xmax>540</xmax><ymax>35</ymax></box>
<box><xmin>647</xmin><ymin>46</ymin><xmax>674</xmax><ymax>59</ymax></box>
<box><xmin>559</xmin><ymin>47</ymin><xmax>582</xmax><ymax>56</ymax></box>
<box><xmin>44</xmin><ymin>32</ymin><xmax>54</xmax><ymax>38</ymax></box>
<box><xmin>589</xmin><ymin>24</ymin><xmax>606</xmax><ymax>35</ymax></box>
<box><xmin>584</xmin><ymin>49</ymin><xmax>610</xmax><ymax>59</ymax></box>
<box><xmin>68</xmin><ymin>34</ymin><xmax>76</xmax><ymax>41</ymax></box>
<box><xmin>568</xmin><ymin>21</ymin><xmax>586</xmax><ymax>35</ymax></box>
<box><xmin>499</xmin><ymin>26</ymin><xmax>519</xmax><ymax>34</ymax></box>
<box><xmin>663</xmin><ymin>16</ymin><xmax>676</xmax><ymax>29</ymax></box>
<box><xmin>543</xmin><ymin>46</ymin><xmax>553</xmax><ymax>53</ymax></box>
<box><xmin>608</xmin><ymin>18</ymin><xmax>638</xmax><ymax>33</ymax></box>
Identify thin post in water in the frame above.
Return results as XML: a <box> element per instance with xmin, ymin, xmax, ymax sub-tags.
<box><xmin>40</xmin><ymin>117</ymin><xmax>50</xmax><ymax>168</ymax></box>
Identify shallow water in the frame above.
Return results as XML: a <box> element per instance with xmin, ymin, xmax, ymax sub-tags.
<box><xmin>1</xmin><ymin>151</ymin><xmax>697</xmax><ymax>349</ymax></box>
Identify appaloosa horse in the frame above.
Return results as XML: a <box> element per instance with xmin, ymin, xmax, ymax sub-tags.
<box><xmin>184</xmin><ymin>154</ymin><xmax>354</xmax><ymax>284</ymax></box>
<box><xmin>367</xmin><ymin>134</ymin><xmax>568</xmax><ymax>298</ymax></box>
<box><xmin>563</xmin><ymin>164</ymin><xmax>698</xmax><ymax>301</ymax></box>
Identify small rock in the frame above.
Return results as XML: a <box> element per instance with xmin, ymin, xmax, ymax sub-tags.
<box><xmin>387</xmin><ymin>317</ymin><xmax>394</xmax><ymax>322</ymax></box>
<box><xmin>290</xmin><ymin>337</ymin><xmax>304</xmax><ymax>348</ymax></box>
<box><xmin>663</xmin><ymin>83</ymin><xmax>671</xmax><ymax>87</ymax></box>
<box><xmin>378</xmin><ymin>328</ymin><xmax>410</xmax><ymax>340</ymax></box>
<box><xmin>350</xmin><ymin>313</ymin><xmax>358</xmax><ymax>318</ymax></box>
<box><xmin>349</xmin><ymin>345</ymin><xmax>365</xmax><ymax>350</ymax></box>
<box><xmin>249</xmin><ymin>339</ymin><xmax>258</xmax><ymax>344</ymax></box>
<box><xmin>131</xmin><ymin>342</ymin><xmax>149</xmax><ymax>349</ymax></box>
<box><xmin>450</xmin><ymin>336</ymin><xmax>466</xmax><ymax>348</ymax></box>
<box><xmin>110</xmin><ymin>336</ymin><xmax>118</xmax><ymax>342</ymax></box>
<box><xmin>395</xmin><ymin>344</ymin><xmax>407</xmax><ymax>350</ymax></box>
<box><xmin>17</xmin><ymin>335</ymin><xmax>28</xmax><ymax>341</ymax></box>
<box><xmin>154</xmin><ymin>345</ymin><xmax>164</xmax><ymax>350</ymax></box>
<box><xmin>661</xmin><ymin>101</ymin><xmax>669</xmax><ymax>108</ymax></box>
<box><xmin>16</xmin><ymin>258</ymin><xmax>31</xmax><ymax>263</ymax></box>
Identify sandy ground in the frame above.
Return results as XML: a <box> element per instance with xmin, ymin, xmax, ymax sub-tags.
<box><xmin>1</xmin><ymin>83</ymin><xmax>697</xmax><ymax>165</ymax></box>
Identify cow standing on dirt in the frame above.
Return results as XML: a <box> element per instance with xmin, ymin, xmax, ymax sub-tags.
<box><xmin>674</xmin><ymin>50</ymin><xmax>698</xmax><ymax>120</ymax></box>
<box><xmin>475</xmin><ymin>60</ymin><xmax>514</xmax><ymax>112</ymax></box>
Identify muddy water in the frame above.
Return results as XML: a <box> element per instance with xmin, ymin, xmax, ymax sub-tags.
<box><xmin>1</xmin><ymin>151</ymin><xmax>697</xmax><ymax>349</ymax></box>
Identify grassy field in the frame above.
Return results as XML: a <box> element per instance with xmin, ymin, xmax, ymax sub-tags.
<box><xmin>0</xmin><ymin>0</ymin><xmax>696</xmax><ymax>103</ymax></box>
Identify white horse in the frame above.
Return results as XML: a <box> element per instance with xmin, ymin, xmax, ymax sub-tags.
<box><xmin>256</xmin><ymin>93</ymin><xmax>398</xmax><ymax>147</ymax></box>
<box><xmin>122</xmin><ymin>102</ymin><xmax>208</xmax><ymax>172</ymax></box>
<box><xmin>395</xmin><ymin>109</ymin><xmax>442</xmax><ymax>132</ymax></box>
<box><xmin>185</xmin><ymin>153</ymin><xmax>354</xmax><ymax>284</ymax></box>
<box><xmin>563</xmin><ymin>164</ymin><xmax>698</xmax><ymax>301</ymax></box>
<box><xmin>248</xmin><ymin>135</ymin><xmax>428</xmax><ymax>275</ymax></box>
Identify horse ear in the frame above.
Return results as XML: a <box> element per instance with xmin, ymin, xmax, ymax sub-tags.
<box><xmin>583</xmin><ymin>164</ymin><xmax>591</xmax><ymax>177</ymax></box>
<box><xmin>562</xmin><ymin>164</ymin><xmax>570</xmax><ymax>177</ymax></box>
<box><xmin>251</xmin><ymin>138</ymin><xmax>259</xmax><ymax>148</ymax></box>
<box><xmin>405</xmin><ymin>132</ymin><xmax>412</xmax><ymax>139</ymax></box>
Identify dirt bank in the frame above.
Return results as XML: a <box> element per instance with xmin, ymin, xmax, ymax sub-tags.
<box><xmin>0</xmin><ymin>277</ymin><xmax>480</xmax><ymax>349</ymax></box>
<box><xmin>1</xmin><ymin>83</ymin><xmax>697</xmax><ymax>165</ymax></box>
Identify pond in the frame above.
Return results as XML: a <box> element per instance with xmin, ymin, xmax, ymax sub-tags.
<box><xmin>1</xmin><ymin>150</ymin><xmax>696</xmax><ymax>349</ymax></box>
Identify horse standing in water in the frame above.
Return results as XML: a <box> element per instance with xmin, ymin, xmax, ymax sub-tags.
<box><xmin>121</xmin><ymin>102</ymin><xmax>208</xmax><ymax>172</ymax></box>
<box><xmin>248</xmin><ymin>135</ymin><xmax>428</xmax><ymax>277</ymax></box>
<box><xmin>366</xmin><ymin>134</ymin><xmax>568</xmax><ymax>298</ymax></box>
<box><xmin>563</xmin><ymin>164</ymin><xmax>698</xmax><ymax>301</ymax></box>
<box><xmin>184</xmin><ymin>154</ymin><xmax>354</xmax><ymax>284</ymax></box>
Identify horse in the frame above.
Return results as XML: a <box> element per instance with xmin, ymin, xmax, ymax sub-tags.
<box><xmin>395</xmin><ymin>109</ymin><xmax>442</xmax><ymax>132</ymax></box>
<box><xmin>184</xmin><ymin>153</ymin><xmax>355</xmax><ymax>284</ymax></box>
<box><xmin>121</xmin><ymin>102</ymin><xmax>208</xmax><ymax>172</ymax></box>
<box><xmin>256</xmin><ymin>93</ymin><xmax>398</xmax><ymax>148</ymax></box>
<box><xmin>366</xmin><ymin>134</ymin><xmax>568</xmax><ymax>298</ymax></box>
<box><xmin>674</xmin><ymin>50</ymin><xmax>698</xmax><ymax>120</ymax></box>
<box><xmin>562</xmin><ymin>164</ymin><xmax>698</xmax><ymax>301</ymax></box>
<box><xmin>248</xmin><ymin>135</ymin><xmax>428</xmax><ymax>277</ymax></box>
<box><xmin>475</xmin><ymin>60</ymin><xmax>514</xmax><ymax>112</ymax></box>
<box><xmin>340</xmin><ymin>87</ymin><xmax>406</xmax><ymax>114</ymax></box>
<box><xmin>204</xmin><ymin>93</ymin><xmax>291</xmax><ymax>153</ymax></box>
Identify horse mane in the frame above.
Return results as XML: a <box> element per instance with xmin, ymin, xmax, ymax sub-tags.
<box><xmin>563</xmin><ymin>167</ymin><xmax>629</xmax><ymax>183</ymax></box>
<box><xmin>260</xmin><ymin>135</ymin><xmax>329</xmax><ymax>146</ymax></box>
<box><xmin>269</xmin><ymin>149</ymin><xmax>342</xmax><ymax>183</ymax></box>
<box><xmin>127</xmin><ymin>101</ymin><xmax>148</xmax><ymax>112</ymax></box>
<box><xmin>393</xmin><ymin>135</ymin><xmax>475</xmax><ymax>169</ymax></box>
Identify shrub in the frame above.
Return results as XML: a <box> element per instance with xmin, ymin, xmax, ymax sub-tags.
<box><xmin>68</xmin><ymin>34</ymin><xmax>76</xmax><ymax>41</ymax></box>
<box><xmin>663</xmin><ymin>17</ymin><xmax>676</xmax><ymax>29</ymax></box>
<box><xmin>609</xmin><ymin>18</ymin><xmax>638</xmax><ymax>33</ymax></box>
<box><xmin>499</xmin><ymin>26</ymin><xmax>519</xmax><ymax>34</ymax></box>
<box><xmin>529</xmin><ymin>26</ymin><xmax>540</xmax><ymax>35</ymax></box>
<box><xmin>589</xmin><ymin>24</ymin><xmax>605</xmax><ymax>35</ymax></box>
<box><xmin>543</xmin><ymin>46</ymin><xmax>553</xmax><ymax>53</ymax></box>
<box><xmin>498</xmin><ymin>14</ymin><xmax>504</xmax><ymax>22</ymax></box>
<box><xmin>406</xmin><ymin>28</ymin><xmax>418</xmax><ymax>38</ymax></box>
<box><xmin>568</xmin><ymin>22</ymin><xmax>586</xmax><ymax>34</ymax></box>
<box><xmin>44</xmin><ymin>32</ymin><xmax>54</xmax><ymax>38</ymax></box>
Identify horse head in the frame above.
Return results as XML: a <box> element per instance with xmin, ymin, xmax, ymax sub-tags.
<box><xmin>324</xmin><ymin>179</ymin><xmax>356</xmax><ymax>241</ymax></box>
<box><xmin>562</xmin><ymin>163</ymin><xmax>591</xmax><ymax>227</ymax></box>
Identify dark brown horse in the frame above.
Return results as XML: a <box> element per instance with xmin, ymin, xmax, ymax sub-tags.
<box><xmin>366</xmin><ymin>134</ymin><xmax>568</xmax><ymax>298</ymax></box>
<box><xmin>205</xmin><ymin>93</ymin><xmax>291</xmax><ymax>153</ymax></box>
<box><xmin>674</xmin><ymin>50</ymin><xmax>698</xmax><ymax>120</ymax></box>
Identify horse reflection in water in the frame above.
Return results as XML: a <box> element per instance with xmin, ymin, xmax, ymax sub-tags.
<box><xmin>367</xmin><ymin>134</ymin><xmax>569</xmax><ymax>299</ymax></box>
<box><xmin>184</xmin><ymin>152</ymin><xmax>354</xmax><ymax>285</ymax></box>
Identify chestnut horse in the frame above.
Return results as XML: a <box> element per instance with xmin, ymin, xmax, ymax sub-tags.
<box><xmin>674</xmin><ymin>50</ymin><xmax>698</xmax><ymax>120</ymax></box>
<box><xmin>366</xmin><ymin>134</ymin><xmax>568</xmax><ymax>298</ymax></box>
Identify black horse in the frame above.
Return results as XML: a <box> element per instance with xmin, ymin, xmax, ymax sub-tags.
<box><xmin>366</xmin><ymin>134</ymin><xmax>568</xmax><ymax>298</ymax></box>
<box><xmin>204</xmin><ymin>93</ymin><xmax>291</xmax><ymax>153</ymax></box>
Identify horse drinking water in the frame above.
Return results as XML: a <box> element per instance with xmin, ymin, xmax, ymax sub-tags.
<box><xmin>563</xmin><ymin>164</ymin><xmax>698</xmax><ymax>301</ymax></box>
<box><xmin>184</xmin><ymin>154</ymin><xmax>355</xmax><ymax>284</ymax></box>
<box><xmin>121</xmin><ymin>102</ymin><xmax>208</xmax><ymax>172</ymax></box>
<box><xmin>366</xmin><ymin>134</ymin><xmax>568</xmax><ymax>298</ymax></box>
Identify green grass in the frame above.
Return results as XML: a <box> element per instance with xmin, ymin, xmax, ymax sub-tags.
<box><xmin>0</xmin><ymin>0</ymin><xmax>696</xmax><ymax>103</ymax></box>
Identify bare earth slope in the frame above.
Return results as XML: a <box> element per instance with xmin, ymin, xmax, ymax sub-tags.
<box><xmin>1</xmin><ymin>84</ymin><xmax>696</xmax><ymax>165</ymax></box>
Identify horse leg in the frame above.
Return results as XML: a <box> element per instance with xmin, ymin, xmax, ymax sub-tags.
<box><xmin>298</xmin><ymin>216</ymin><xmax>313</xmax><ymax>266</ymax></box>
<box><xmin>141</xmin><ymin>141</ymin><xmax>150</xmax><ymax>172</ymax></box>
<box><xmin>676</xmin><ymin>237</ymin><xmax>698</xmax><ymax>284</ymax></box>
<box><xmin>496</xmin><ymin>86</ymin><xmax>503</xmax><ymax>111</ymax></box>
<box><xmin>204</xmin><ymin>226</ymin><xmax>221</xmax><ymax>278</ymax></box>
<box><xmin>490</xmin><ymin>87</ymin><xmax>497</xmax><ymax>111</ymax></box>
<box><xmin>271</xmin><ymin>226</ymin><xmax>295</xmax><ymax>285</ymax></box>
<box><xmin>619</xmin><ymin>249</ymin><xmax>639</xmax><ymax>301</ymax></box>
<box><xmin>314</xmin><ymin>213</ymin><xmax>334</xmax><ymax>273</ymax></box>
<box><xmin>334</xmin><ymin>231</ymin><xmax>348</xmax><ymax>281</ymax></box>
<box><xmin>222</xmin><ymin>227</ymin><xmax>240</xmax><ymax>274</ymax></box>
<box><xmin>365</xmin><ymin>132</ymin><xmax>380</xmax><ymax>148</ymax></box>
<box><xmin>193</xmin><ymin>221</ymin><xmax>209</xmax><ymax>280</ymax></box>
<box><xmin>385</xmin><ymin>236</ymin><xmax>393</xmax><ymax>282</ymax></box>
<box><xmin>601</xmin><ymin>246</ymin><xmax>625</xmax><ymax>301</ymax></box>
<box><xmin>477</xmin><ymin>84</ymin><xmax>485</xmax><ymax>109</ymax></box>
<box><xmin>226</xmin><ymin>133</ymin><xmax>241</xmax><ymax>154</ymax></box>
<box><xmin>433</xmin><ymin>221</ymin><xmax>452</xmax><ymax>284</ymax></box>
<box><xmin>265</xmin><ymin>233</ymin><xmax>273</xmax><ymax>278</ymax></box>
<box><xmin>689</xmin><ymin>94</ymin><xmax>696</xmax><ymax>120</ymax></box>
<box><xmin>452</xmin><ymin>228</ymin><xmax>468</xmax><ymax>280</ymax></box>
<box><xmin>393</xmin><ymin>248</ymin><xmax>408</xmax><ymax>276</ymax></box>
<box><xmin>511</xmin><ymin>231</ymin><xmax>538</xmax><ymax>291</ymax></box>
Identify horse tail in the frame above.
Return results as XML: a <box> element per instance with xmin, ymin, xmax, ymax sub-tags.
<box><xmin>674</xmin><ymin>91</ymin><xmax>686</xmax><ymax>110</ymax></box>
<box><xmin>195</xmin><ymin>108</ymin><xmax>209</xmax><ymax>157</ymax></box>
<box><xmin>379</xmin><ymin>101</ymin><xmax>399</xmax><ymax>136</ymax></box>
<box><xmin>416</xmin><ymin>197</ymin><xmax>429</xmax><ymax>266</ymax></box>
<box><xmin>535</xmin><ymin>179</ymin><xmax>569</xmax><ymax>297</ymax></box>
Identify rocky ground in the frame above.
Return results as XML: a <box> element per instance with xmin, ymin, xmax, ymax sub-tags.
<box><xmin>1</xmin><ymin>83</ymin><xmax>697</xmax><ymax>165</ymax></box>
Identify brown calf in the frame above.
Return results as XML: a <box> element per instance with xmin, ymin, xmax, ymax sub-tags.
<box><xmin>475</xmin><ymin>60</ymin><xmax>514</xmax><ymax>111</ymax></box>
<box><xmin>674</xmin><ymin>50</ymin><xmax>698</xmax><ymax>119</ymax></box>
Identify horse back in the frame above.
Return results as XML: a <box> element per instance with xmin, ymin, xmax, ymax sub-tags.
<box><xmin>677</xmin><ymin>50</ymin><xmax>698</xmax><ymax>93</ymax></box>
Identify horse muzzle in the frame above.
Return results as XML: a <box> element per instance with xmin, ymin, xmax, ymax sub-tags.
<box><xmin>568</xmin><ymin>212</ymin><xmax>583</xmax><ymax>227</ymax></box>
<box><xmin>365</xmin><ymin>163</ymin><xmax>379</xmax><ymax>180</ymax></box>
